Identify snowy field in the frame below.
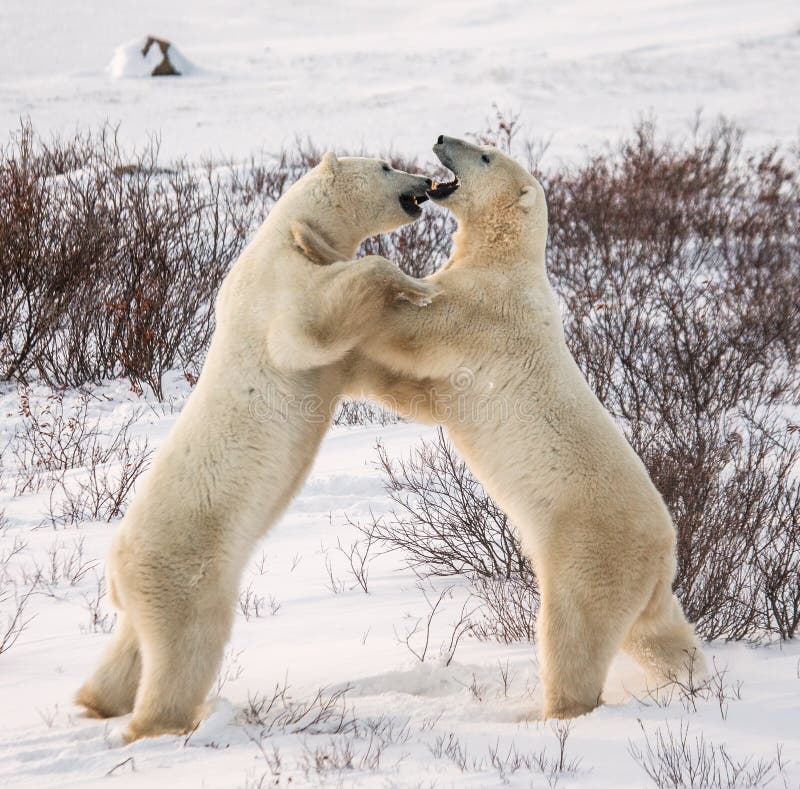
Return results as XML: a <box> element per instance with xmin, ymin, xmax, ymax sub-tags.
<box><xmin>2</xmin><ymin>381</ymin><xmax>799</xmax><ymax>788</ymax></box>
<box><xmin>1</xmin><ymin>0</ymin><xmax>799</xmax><ymax>162</ymax></box>
<box><xmin>2</xmin><ymin>1</ymin><xmax>800</xmax><ymax>787</ymax></box>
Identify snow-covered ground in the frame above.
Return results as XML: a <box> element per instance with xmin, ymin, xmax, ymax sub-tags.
<box><xmin>2</xmin><ymin>1</ymin><xmax>800</xmax><ymax>786</ymax></box>
<box><xmin>1</xmin><ymin>382</ymin><xmax>799</xmax><ymax>788</ymax></box>
<box><xmin>1</xmin><ymin>0</ymin><xmax>798</xmax><ymax>162</ymax></box>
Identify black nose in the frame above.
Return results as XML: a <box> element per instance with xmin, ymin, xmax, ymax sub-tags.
<box><xmin>437</xmin><ymin>134</ymin><xmax>444</xmax><ymax>145</ymax></box>
<box><xmin>424</xmin><ymin>177</ymin><xmax>433</xmax><ymax>187</ymax></box>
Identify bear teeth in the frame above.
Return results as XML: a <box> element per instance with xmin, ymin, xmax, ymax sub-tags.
<box><xmin>427</xmin><ymin>177</ymin><xmax>460</xmax><ymax>199</ymax></box>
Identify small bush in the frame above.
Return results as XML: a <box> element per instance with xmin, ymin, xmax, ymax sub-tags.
<box><xmin>10</xmin><ymin>386</ymin><xmax>151</xmax><ymax>526</ymax></box>
<box><xmin>628</xmin><ymin>720</ymin><xmax>788</xmax><ymax>788</ymax></box>
<box><xmin>353</xmin><ymin>430</ymin><xmax>538</xmax><ymax>642</ymax></box>
<box><xmin>242</xmin><ymin>680</ymin><xmax>355</xmax><ymax>736</ymax></box>
<box><xmin>0</xmin><ymin>124</ymin><xmax>288</xmax><ymax>395</ymax></box>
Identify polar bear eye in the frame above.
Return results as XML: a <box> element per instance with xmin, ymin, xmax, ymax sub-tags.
<box><xmin>381</xmin><ymin>163</ymin><xmax>391</xmax><ymax>173</ymax></box>
<box><xmin>481</xmin><ymin>154</ymin><xmax>491</xmax><ymax>165</ymax></box>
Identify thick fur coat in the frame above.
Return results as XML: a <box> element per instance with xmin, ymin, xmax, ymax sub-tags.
<box><xmin>303</xmin><ymin>136</ymin><xmax>706</xmax><ymax>719</ymax></box>
<box><xmin>76</xmin><ymin>154</ymin><xmax>437</xmax><ymax>741</ymax></box>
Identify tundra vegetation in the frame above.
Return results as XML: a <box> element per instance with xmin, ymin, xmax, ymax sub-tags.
<box><xmin>0</xmin><ymin>113</ymin><xmax>797</xmax><ymax>784</ymax></box>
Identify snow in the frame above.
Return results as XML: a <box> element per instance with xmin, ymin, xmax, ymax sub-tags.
<box><xmin>0</xmin><ymin>0</ymin><xmax>798</xmax><ymax>163</ymax></box>
<box><xmin>2</xmin><ymin>1</ymin><xmax>800</xmax><ymax>786</ymax></box>
<box><xmin>1</xmin><ymin>381</ymin><xmax>799</xmax><ymax>787</ymax></box>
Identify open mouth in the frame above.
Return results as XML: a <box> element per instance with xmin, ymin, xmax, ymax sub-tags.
<box><xmin>399</xmin><ymin>192</ymin><xmax>429</xmax><ymax>218</ymax></box>
<box><xmin>427</xmin><ymin>176</ymin><xmax>460</xmax><ymax>201</ymax></box>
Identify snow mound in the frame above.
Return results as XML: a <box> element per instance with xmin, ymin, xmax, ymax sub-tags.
<box><xmin>107</xmin><ymin>36</ymin><xmax>194</xmax><ymax>79</ymax></box>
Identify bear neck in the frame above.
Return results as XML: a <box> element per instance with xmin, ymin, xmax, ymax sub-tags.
<box><xmin>300</xmin><ymin>218</ymin><xmax>362</xmax><ymax>260</ymax></box>
<box><xmin>272</xmin><ymin>200</ymin><xmax>364</xmax><ymax>260</ymax></box>
<box><xmin>448</xmin><ymin>213</ymin><xmax>547</xmax><ymax>276</ymax></box>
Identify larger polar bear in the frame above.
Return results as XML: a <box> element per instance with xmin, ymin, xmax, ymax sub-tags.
<box><xmin>76</xmin><ymin>153</ymin><xmax>436</xmax><ymax>741</ymax></box>
<box><xmin>305</xmin><ymin>135</ymin><xmax>706</xmax><ymax>719</ymax></box>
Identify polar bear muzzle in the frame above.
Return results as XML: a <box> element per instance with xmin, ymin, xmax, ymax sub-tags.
<box><xmin>399</xmin><ymin>189</ymin><xmax>430</xmax><ymax>218</ymax></box>
<box><xmin>427</xmin><ymin>176</ymin><xmax>460</xmax><ymax>201</ymax></box>
<box><xmin>427</xmin><ymin>135</ymin><xmax>463</xmax><ymax>201</ymax></box>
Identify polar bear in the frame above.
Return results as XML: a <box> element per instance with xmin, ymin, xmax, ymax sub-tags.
<box><xmin>75</xmin><ymin>153</ymin><xmax>437</xmax><ymax>742</ymax></box>
<box><xmin>299</xmin><ymin>136</ymin><xmax>706</xmax><ymax>719</ymax></box>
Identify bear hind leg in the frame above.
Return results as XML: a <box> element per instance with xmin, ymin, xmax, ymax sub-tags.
<box><xmin>623</xmin><ymin>581</ymin><xmax>707</xmax><ymax>685</ymax></box>
<box><xmin>537</xmin><ymin>582</ymin><xmax>636</xmax><ymax>719</ymax></box>
<box><xmin>75</xmin><ymin>615</ymin><xmax>141</xmax><ymax>718</ymax></box>
<box><xmin>124</xmin><ymin>597</ymin><xmax>233</xmax><ymax>742</ymax></box>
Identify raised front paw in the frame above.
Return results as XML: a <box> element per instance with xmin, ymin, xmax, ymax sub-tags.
<box><xmin>361</xmin><ymin>256</ymin><xmax>440</xmax><ymax>307</ymax></box>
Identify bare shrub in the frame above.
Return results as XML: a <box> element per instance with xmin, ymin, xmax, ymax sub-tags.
<box><xmin>359</xmin><ymin>207</ymin><xmax>454</xmax><ymax>279</ymax></box>
<box><xmin>353</xmin><ymin>715</ymin><xmax>411</xmax><ymax>748</ymax></box>
<box><xmin>632</xmin><ymin>654</ymin><xmax>743</xmax><ymax>721</ymax></box>
<box><xmin>395</xmin><ymin>582</ymin><xmax>476</xmax><ymax>666</ymax></box>
<box><xmin>14</xmin><ymin>387</ymin><xmax>151</xmax><ymax>491</ymax></box>
<box><xmin>245</xmin><ymin>741</ymin><xmax>283</xmax><ymax>788</ymax></box>
<box><xmin>214</xmin><ymin>648</ymin><xmax>245</xmax><ymax>696</ymax></box>
<box><xmin>242</xmin><ymin>680</ymin><xmax>356</xmax><ymax>736</ymax></box>
<box><xmin>0</xmin><ymin>124</ymin><xmax>447</xmax><ymax>396</ymax></box>
<box><xmin>0</xmin><ymin>538</ymin><xmax>34</xmax><ymax>655</ymax></box>
<box><xmin>427</xmin><ymin>732</ymin><xmax>476</xmax><ymax>772</ymax></box>
<box><xmin>10</xmin><ymin>386</ymin><xmax>151</xmax><ymax>526</ymax></box>
<box><xmin>41</xmin><ymin>443</ymin><xmax>151</xmax><ymax>528</ymax></box>
<box><xmin>0</xmin><ymin>123</ymin><xmax>279</xmax><ymax>396</ymax></box>
<box><xmin>335</xmin><ymin>529</ymin><xmax>379</xmax><ymax>594</ymax></box>
<box><xmin>0</xmin><ymin>125</ymin><xmax>92</xmax><ymax>384</ymax></box>
<box><xmin>322</xmin><ymin>550</ymin><xmax>345</xmax><ymax>595</ymax></box>
<box><xmin>24</xmin><ymin>537</ymin><xmax>97</xmax><ymax>593</ymax></box>
<box><xmin>13</xmin><ymin>388</ymin><xmax>103</xmax><ymax>494</ymax></box>
<box><xmin>297</xmin><ymin>729</ymin><xmax>398</xmax><ymax>778</ymax></box>
<box><xmin>470</xmin><ymin>575</ymin><xmax>538</xmax><ymax>644</ymax></box>
<box><xmin>467</xmin><ymin>103</ymin><xmax>522</xmax><ymax>153</ymax></box>
<box><xmin>0</xmin><ymin>536</ymin><xmax>27</xmax><ymax>581</ymax></box>
<box><xmin>299</xmin><ymin>737</ymin><xmax>356</xmax><ymax>775</ymax></box>
<box><xmin>105</xmin><ymin>757</ymin><xmax>135</xmax><ymax>777</ymax></box>
<box><xmin>238</xmin><ymin>583</ymin><xmax>279</xmax><ymax>620</ymax></box>
<box><xmin>0</xmin><ymin>584</ymin><xmax>36</xmax><ymax>655</ymax></box>
<box><xmin>80</xmin><ymin>572</ymin><xmax>116</xmax><ymax>634</ymax></box>
<box><xmin>333</xmin><ymin>399</ymin><xmax>399</xmax><ymax>427</ymax></box>
<box><xmin>365</xmin><ymin>432</ymin><xmax>531</xmax><ymax>582</ymax></box>
<box><xmin>628</xmin><ymin>720</ymin><xmax>788</xmax><ymax>788</ymax></box>
<box><xmin>354</xmin><ymin>430</ymin><xmax>538</xmax><ymax>642</ymax></box>
<box><xmin>251</xmin><ymin>550</ymin><xmax>268</xmax><ymax>575</ymax></box>
<box><xmin>238</xmin><ymin>583</ymin><xmax>267</xmax><ymax>621</ymax></box>
<box><xmin>428</xmin><ymin>722</ymin><xmax>579</xmax><ymax>784</ymax></box>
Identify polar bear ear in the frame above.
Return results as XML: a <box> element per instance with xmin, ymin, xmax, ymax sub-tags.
<box><xmin>320</xmin><ymin>151</ymin><xmax>341</xmax><ymax>174</ymax></box>
<box><xmin>518</xmin><ymin>185</ymin><xmax>538</xmax><ymax>213</ymax></box>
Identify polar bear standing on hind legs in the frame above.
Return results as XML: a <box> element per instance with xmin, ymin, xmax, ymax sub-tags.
<box><xmin>299</xmin><ymin>135</ymin><xmax>706</xmax><ymax>719</ymax></box>
<box><xmin>75</xmin><ymin>153</ymin><xmax>437</xmax><ymax>742</ymax></box>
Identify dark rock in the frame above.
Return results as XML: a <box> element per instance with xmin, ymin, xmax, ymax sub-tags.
<box><xmin>142</xmin><ymin>36</ymin><xmax>181</xmax><ymax>77</ymax></box>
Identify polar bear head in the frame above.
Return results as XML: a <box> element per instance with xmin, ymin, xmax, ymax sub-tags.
<box><xmin>428</xmin><ymin>135</ymin><xmax>547</xmax><ymax>263</ymax></box>
<box><xmin>279</xmin><ymin>153</ymin><xmax>433</xmax><ymax>253</ymax></box>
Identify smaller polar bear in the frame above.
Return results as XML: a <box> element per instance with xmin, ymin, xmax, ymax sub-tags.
<box><xmin>76</xmin><ymin>153</ymin><xmax>436</xmax><ymax>742</ymax></box>
<box><xmin>300</xmin><ymin>136</ymin><xmax>706</xmax><ymax>719</ymax></box>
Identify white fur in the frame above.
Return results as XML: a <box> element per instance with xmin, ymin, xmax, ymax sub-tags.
<box><xmin>75</xmin><ymin>154</ymin><xmax>437</xmax><ymax>741</ymax></box>
<box><xmin>346</xmin><ymin>136</ymin><xmax>706</xmax><ymax>719</ymax></box>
